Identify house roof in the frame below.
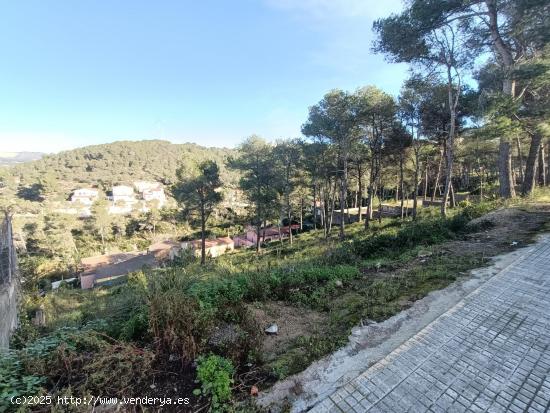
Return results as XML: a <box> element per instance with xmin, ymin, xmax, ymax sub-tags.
<box><xmin>148</xmin><ymin>240</ymin><xmax>181</xmax><ymax>252</ymax></box>
<box><xmin>248</xmin><ymin>225</ymin><xmax>300</xmax><ymax>237</ymax></box>
<box><xmin>92</xmin><ymin>254</ymin><xmax>157</xmax><ymax>280</ymax></box>
<box><xmin>81</xmin><ymin>251</ymin><xmax>142</xmax><ymax>273</ymax></box>
<box><xmin>183</xmin><ymin>237</ymin><xmax>234</xmax><ymax>249</ymax></box>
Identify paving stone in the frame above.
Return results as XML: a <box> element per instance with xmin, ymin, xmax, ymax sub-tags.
<box><xmin>309</xmin><ymin>237</ymin><xmax>550</xmax><ymax>412</ymax></box>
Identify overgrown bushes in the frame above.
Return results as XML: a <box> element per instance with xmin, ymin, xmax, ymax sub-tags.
<box><xmin>351</xmin><ymin>203</ymin><xmax>499</xmax><ymax>259</ymax></box>
<box><xmin>6</xmin><ymin>201</ymin><xmax>505</xmax><ymax>411</ymax></box>
<box><xmin>1</xmin><ymin>326</ymin><xmax>155</xmax><ymax>412</ymax></box>
<box><xmin>0</xmin><ymin>351</ymin><xmax>44</xmax><ymax>412</ymax></box>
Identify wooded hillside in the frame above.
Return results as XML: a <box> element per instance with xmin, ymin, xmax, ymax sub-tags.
<box><xmin>6</xmin><ymin>140</ymin><xmax>239</xmax><ymax>199</ymax></box>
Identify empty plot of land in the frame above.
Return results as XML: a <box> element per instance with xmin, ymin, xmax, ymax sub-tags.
<box><xmin>311</xmin><ymin>235</ymin><xmax>550</xmax><ymax>412</ymax></box>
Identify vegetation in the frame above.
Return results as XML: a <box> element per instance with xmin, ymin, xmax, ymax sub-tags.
<box><xmin>193</xmin><ymin>354</ymin><xmax>235</xmax><ymax>412</ymax></box>
<box><xmin>0</xmin><ymin>1</ymin><xmax>548</xmax><ymax>411</ymax></box>
<box><xmin>7</xmin><ymin>197</ymin><xmax>545</xmax><ymax>411</ymax></box>
<box><xmin>7</xmin><ymin>140</ymin><xmax>237</xmax><ymax>195</ymax></box>
<box><xmin>173</xmin><ymin>160</ymin><xmax>224</xmax><ymax>264</ymax></box>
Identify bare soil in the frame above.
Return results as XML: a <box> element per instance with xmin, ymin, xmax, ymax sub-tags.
<box><xmin>249</xmin><ymin>301</ymin><xmax>328</xmax><ymax>361</ymax></box>
<box><xmin>446</xmin><ymin>207</ymin><xmax>550</xmax><ymax>257</ymax></box>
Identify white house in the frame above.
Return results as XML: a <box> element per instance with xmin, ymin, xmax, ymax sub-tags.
<box><xmin>70</xmin><ymin>188</ymin><xmax>98</xmax><ymax>205</ymax></box>
<box><xmin>134</xmin><ymin>181</ymin><xmax>166</xmax><ymax>207</ymax></box>
<box><xmin>111</xmin><ymin>185</ymin><xmax>136</xmax><ymax>204</ymax></box>
<box><xmin>142</xmin><ymin>187</ymin><xmax>166</xmax><ymax>206</ymax></box>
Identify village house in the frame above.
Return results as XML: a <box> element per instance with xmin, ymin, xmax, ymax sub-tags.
<box><xmin>134</xmin><ymin>181</ymin><xmax>166</xmax><ymax>208</ymax></box>
<box><xmin>233</xmin><ymin>235</ymin><xmax>255</xmax><ymax>248</ymax></box>
<box><xmin>181</xmin><ymin>237</ymin><xmax>234</xmax><ymax>258</ymax></box>
<box><xmin>79</xmin><ymin>250</ymin><xmax>157</xmax><ymax>289</ymax></box>
<box><xmin>108</xmin><ymin>185</ymin><xmax>137</xmax><ymax>214</ymax></box>
<box><xmin>70</xmin><ymin>188</ymin><xmax>99</xmax><ymax>205</ymax></box>
<box><xmin>111</xmin><ymin>185</ymin><xmax>136</xmax><ymax>204</ymax></box>
<box><xmin>79</xmin><ymin>238</ymin><xmax>188</xmax><ymax>289</ymax></box>
<box><xmin>239</xmin><ymin>225</ymin><xmax>299</xmax><ymax>246</ymax></box>
<box><xmin>147</xmin><ymin>239</ymin><xmax>182</xmax><ymax>260</ymax></box>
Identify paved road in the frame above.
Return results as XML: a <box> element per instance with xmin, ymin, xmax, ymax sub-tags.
<box><xmin>310</xmin><ymin>236</ymin><xmax>550</xmax><ymax>413</ymax></box>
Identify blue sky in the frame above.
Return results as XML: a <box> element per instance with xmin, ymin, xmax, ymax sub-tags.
<box><xmin>0</xmin><ymin>0</ymin><xmax>408</xmax><ymax>153</ymax></box>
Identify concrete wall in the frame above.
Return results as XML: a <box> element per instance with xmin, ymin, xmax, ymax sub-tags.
<box><xmin>0</xmin><ymin>282</ymin><xmax>18</xmax><ymax>349</ymax></box>
<box><xmin>0</xmin><ymin>215</ymin><xmax>19</xmax><ymax>350</ymax></box>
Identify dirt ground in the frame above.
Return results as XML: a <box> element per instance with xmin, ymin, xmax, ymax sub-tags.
<box><xmin>249</xmin><ymin>301</ymin><xmax>328</xmax><ymax>360</ymax></box>
<box><xmin>446</xmin><ymin>206</ymin><xmax>550</xmax><ymax>257</ymax></box>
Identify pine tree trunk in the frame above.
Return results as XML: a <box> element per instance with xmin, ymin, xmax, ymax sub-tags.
<box><xmin>378</xmin><ymin>157</ymin><xmax>383</xmax><ymax>224</ymax></box>
<box><xmin>516</xmin><ymin>136</ymin><xmax>524</xmax><ymax>185</ymax></box>
<box><xmin>441</xmin><ymin>63</ymin><xmax>457</xmax><ymax>217</ymax></box>
<box><xmin>200</xmin><ymin>202</ymin><xmax>206</xmax><ymax>265</ymax></box>
<box><xmin>486</xmin><ymin>0</ymin><xmax>516</xmax><ymax>199</ymax></box>
<box><xmin>365</xmin><ymin>158</ymin><xmax>375</xmax><ymax>229</ymax></box>
<box><xmin>328</xmin><ymin>185</ymin><xmax>336</xmax><ymax>236</ymax></box>
<box><xmin>339</xmin><ymin>158</ymin><xmax>347</xmax><ymax>240</ymax></box>
<box><xmin>450</xmin><ymin>181</ymin><xmax>456</xmax><ymax>208</ymax></box>
<box><xmin>432</xmin><ymin>142</ymin><xmax>444</xmax><ymax>202</ymax></box>
<box><xmin>539</xmin><ymin>144</ymin><xmax>547</xmax><ymax>187</ymax></box>
<box><xmin>480</xmin><ymin>168</ymin><xmax>484</xmax><ymax>200</ymax></box>
<box><xmin>498</xmin><ymin>141</ymin><xmax>516</xmax><ymax>198</ymax></box>
<box><xmin>300</xmin><ymin>197</ymin><xmax>303</xmax><ymax>231</ymax></box>
<box><xmin>255</xmin><ymin>222</ymin><xmax>261</xmax><ymax>252</ymax></box>
<box><xmin>399</xmin><ymin>152</ymin><xmax>405</xmax><ymax>219</ymax></box>
<box><xmin>312</xmin><ymin>183</ymin><xmax>317</xmax><ymax>231</ymax></box>
<box><xmin>521</xmin><ymin>131</ymin><xmax>543</xmax><ymax>196</ymax></box>
<box><xmin>357</xmin><ymin>167</ymin><xmax>363</xmax><ymax>223</ymax></box>
<box><xmin>422</xmin><ymin>160</ymin><xmax>428</xmax><ymax>202</ymax></box>
<box><xmin>413</xmin><ymin>149</ymin><xmax>420</xmax><ymax>220</ymax></box>
<box><xmin>288</xmin><ymin>208</ymin><xmax>293</xmax><ymax>245</ymax></box>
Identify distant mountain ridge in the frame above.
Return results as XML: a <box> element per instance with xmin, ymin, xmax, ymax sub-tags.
<box><xmin>0</xmin><ymin>152</ymin><xmax>44</xmax><ymax>166</ymax></box>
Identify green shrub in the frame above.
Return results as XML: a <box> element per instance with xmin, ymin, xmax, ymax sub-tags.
<box><xmin>321</xmin><ymin>243</ymin><xmax>360</xmax><ymax>265</ymax></box>
<box><xmin>193</xmin><ymin>354</ymin><xmax>234</xmax><ymax>412</ymax></box>
<box><xmin>119</xmin><ymin>309</ymin><xmax>149</xmax><ymax>341</ymax></box>
<box><xmin>460</xmin><ymin>201</ymin><xmax>499</xmax><ymax>221</ymax></box>
<box><xmin>148</xmin><ymin>281</ymin><xmax>213</xmax><ymax>362</ymax></box>
<box><xmin>351</xmin><ymin>210</ymin><xmax>487</xmax><ymax>260</ymax></box>
<box><xmin>0</xmin><ymin>351</ymin><xmax>44</xmax><ymax>412</ymax></box>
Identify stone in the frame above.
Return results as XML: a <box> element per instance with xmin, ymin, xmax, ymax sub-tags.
<box><xmin>335</xmin><ymin>280</ymin><xmax>343</xmax><ymax>288</ymax></box>
<box><xmin>265</xmin><ymin>323</ymin><xmax>278</xmax><ymax>335</ymax></box>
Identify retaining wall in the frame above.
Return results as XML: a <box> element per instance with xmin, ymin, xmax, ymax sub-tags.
<box><xmin>0</xmin><ymin>215</ymin><xmax>19</xmax><ymax>350</ymax></box>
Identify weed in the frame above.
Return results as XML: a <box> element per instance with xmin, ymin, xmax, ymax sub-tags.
<box><xmin>0</xmin><ymin>351</ymin><xmax>45</xmax><ymax>412</ymax></box>
<box><xmin>194</xmin><ymin>354</ymin><xmax>234</xmax><ymax>412</ymax></box>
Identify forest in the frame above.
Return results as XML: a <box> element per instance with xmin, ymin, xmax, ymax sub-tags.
<box><xmin>0</xmin><ymin>0</ymin><xmax>549</xmax><ymax>412</ymax></box>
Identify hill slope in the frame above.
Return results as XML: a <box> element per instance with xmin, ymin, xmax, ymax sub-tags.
<box><xmin>10</xmin><ymin>140</ymin><xmax>238</xmax><ymax>196</ymax></box>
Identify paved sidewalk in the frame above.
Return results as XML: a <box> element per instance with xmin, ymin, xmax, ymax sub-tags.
<box><xmin>310</xmin><ymin>236</ymin><xmax>550</xmax><ymax>412</ymax></box>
